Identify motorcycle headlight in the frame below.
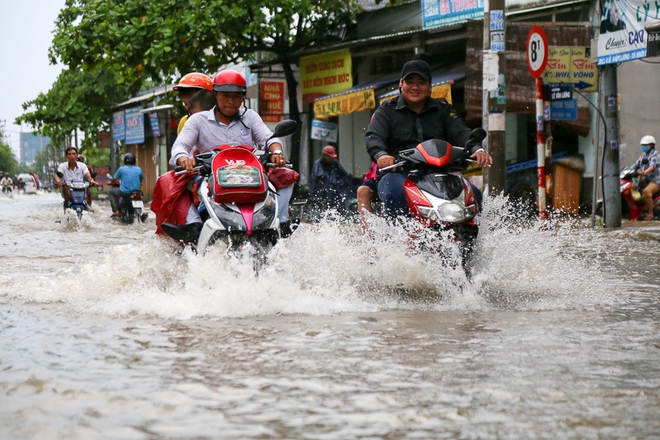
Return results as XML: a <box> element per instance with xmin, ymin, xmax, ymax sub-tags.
<box><xmin>209</xmin><ymin>201</ymin><xmax>246</xmax><ymax>231</ymax></box>
<box><xmin>417</xmin><ymin>206</ymin><xmax>439</xmax><ymax>222</ymax></box>
<box><xmin>251</xmin><ymin>191</ymin><xmax>278</xmax><ymax>230</ymax></box>
<box><xmin>418</xmin><ymin>189</ymin><xmax>477</xmax><ymax>224</ymax></box>
<box><xmin>436</xmin><ymin>201</ymin><xmax>471</xmax><ymax>223</ymax></box>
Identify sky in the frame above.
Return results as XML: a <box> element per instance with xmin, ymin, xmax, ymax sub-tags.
<box><xmin>0</xmin><ymin>0</ymin><xmax>65</xmax><ymax>158</ymax></box>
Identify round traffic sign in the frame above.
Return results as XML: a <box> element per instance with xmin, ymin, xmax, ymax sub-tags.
<box><xmin>526</xmin><ymin>26</ymin><xmax>548</xmax><ymax>78</ymax></box>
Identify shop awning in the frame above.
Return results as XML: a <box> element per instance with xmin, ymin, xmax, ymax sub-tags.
<box><xmin>377</xmin><ymin>70</ymin><xmax>466</xmax><ymax>105</ymax></box>
<box><xmin>313</xmin><ymin>76</ymin><xmax>400</xmax><ymax>119</ymax></box>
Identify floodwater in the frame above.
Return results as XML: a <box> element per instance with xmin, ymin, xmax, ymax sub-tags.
<box><xmin>1</xmin><ymin>192</ymin><xmax>659</xmax><ymax>439</ymax></box>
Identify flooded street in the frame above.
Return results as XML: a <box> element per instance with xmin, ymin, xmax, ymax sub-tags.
<box><xmin>1</xmin><ymin>192</ymin><xmax>659</xmax><ymax>439</ymax></box>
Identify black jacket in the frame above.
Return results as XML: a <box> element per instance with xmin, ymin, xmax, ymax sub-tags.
<box><xmin>365</xmin><ymin>95</ymin><xmax>479</xmax><ymax>161</ymax></box>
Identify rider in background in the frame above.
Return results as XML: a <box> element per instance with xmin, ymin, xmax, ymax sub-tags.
<box><xmin>109</xmin><ymin>153</ymin><xmax>144</xmax><ymax>218</ymax></box>
<box><xmin>55</xmin><ymin>147</ymin><xmax>98</xmax><ymax>211</ymax></box>
<box><xmin>173</xmin><ymin>72</ymin><xmax>214</xmax><ymax>135</ymax></box>
<box><xmin>634</xmin><ymin>135</ymin><xmax>660</xmax><ymax>220</ymax></box>
<box><xmin>365</xmin><ymin>59</ymin><xmax>492</xmax><ymax>218</ymax></box>
<box><xmin>171</xmin><ymin>69</ymin><xmax>295</xmax><ymax>238</ymax></box>
<box><xmin>1</xmin><ymin>172</ymin><xmax>13</xmax><ymax>194</ymax></box>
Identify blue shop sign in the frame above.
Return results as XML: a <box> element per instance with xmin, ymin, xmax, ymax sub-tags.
<box><xmin>125</xmin><ymin>108</ymin><xmax>145</xmax><ymax>144</ymax></box>
<box><xmin>550</xmin><ymin>98</ymin><xmax>578</xmax><ymax>120</ymax></box>
<box><xmin>113</xmin><ymin>111</ymin><xmax>125</xmax><ymax>142</ymax></box>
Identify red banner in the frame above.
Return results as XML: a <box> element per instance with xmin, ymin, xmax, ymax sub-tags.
<box><xmin>260</xmin><ymin>81</ymin><xmax>285</xmax><ymax>115</ymax></box>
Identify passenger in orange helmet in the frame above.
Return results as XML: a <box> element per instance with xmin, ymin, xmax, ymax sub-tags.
<box><xmin>173</xmin><ymin>72</ymin><xmax>213</xmax><ymax>135</ymax></box>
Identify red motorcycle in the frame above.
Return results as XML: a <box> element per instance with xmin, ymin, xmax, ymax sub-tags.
<box><xmin>618</xmin><ymin>166</ymin><xmax>660</xmax><ymax>220</ymax></box>
<box><xmin>165</xmin><ymin>119</ymin><xmax>297</xmax><ymax>268</ymax></box>
<box><xmin>379</xmin><ymin>128</ymin><xmax>487</xmax><ymax>268</ymax></box>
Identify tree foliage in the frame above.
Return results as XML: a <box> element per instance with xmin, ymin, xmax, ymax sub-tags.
<box><xmin>22</xmin><ymin>0</ymin><xmax>399</xmax><ymax>167</ymax></box>
<box><xmin>16</xmin><ymin>68</ymin><xmax>116</xmax><ymax>152</ymax></box>
<box><xmin>0</xmin><ymin>143</ymin><xmax>18</xmax><ymax>175</ymax></box>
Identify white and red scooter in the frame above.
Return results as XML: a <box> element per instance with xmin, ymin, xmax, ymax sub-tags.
<box><xmin>379</xmin><ymin>128</ymin><xmax>487</xmax><ymax>267</ymax></box>
<box><xmin>166</xmin><ymin>120</ymin><xmax>297</xmax><ymax>267</ymax></box>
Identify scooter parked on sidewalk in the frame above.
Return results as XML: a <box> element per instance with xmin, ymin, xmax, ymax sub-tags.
<box><xmin>107</xmin><ymin>174</ymin><xmax>148</xmax><ymax>224</ymax></box>
<box><xmin>379</xmin><ymin>128</ymin><xmax>487</xmax><ymax>268</ymax></box>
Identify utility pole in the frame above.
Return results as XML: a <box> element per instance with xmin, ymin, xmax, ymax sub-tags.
<box><xmin>600</xmin><ymin>64</ymin><xmax>621</xmax><ymax>228</ymax></box>
<box><xmin>483</xmin><ymin>0</ymin><xmax>507</xmax><ymax>195</ymax></box>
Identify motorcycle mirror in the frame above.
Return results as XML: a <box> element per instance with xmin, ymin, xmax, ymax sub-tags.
<box><xmin>91</xmin><ymin>172</ymin><xmax>98</xmax><ymax>178</ymax></box>
<box><xmin>468</xmin><ymin>128</ymin><xmax>487</xmax><ymax>144</ymax></box>
<box><xmin>56</xmin><ymin>171</ymin><xmax>63</xmax><ymax>178</ymax></box>
<box><xmin>107</xmin><ymin>173</ymin><xmax>113</xmax><ymax>179</ymax></box>
<box><xmin>268</xmin><ymin>119</ymin><xmax>297</xmax><ymax>141</ymax></box>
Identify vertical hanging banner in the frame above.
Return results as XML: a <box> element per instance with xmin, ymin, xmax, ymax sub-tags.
<box><xmin>300</xmin><ymin>49</ymin><xmax>352</xmax><ymax>103</ymax></box>
<box><xmin>112</xmin><ymin>111</ymin><xmax>125</xmax><ymax>142</ymax></box>
<box><xmin>598</xmin><ymin>0</ymin><xmax>660</xmax><ymax>65</ymax></box>
<box><xmin>260</xmin><ymin>80</ymin><xmax>285</xmax><ymax>124</ymax></box>
<box><xmin>149</xmin><ymin>113</ymin><xmax>160</xmax><ymax>137</ymax></box>
<box><xmin>422</xmin><ymin>0</ymin><xmax>485</xmax><ymax>29</ymax></box>
<box><xmin>124</xmin><ymin>108</ymin><xmax>145</xmax><ymax>145</ymax></box>
<box><xmin>490</xmin><ymin>10</ymin><xmax>505</xmax><ymax>52</ymax></box>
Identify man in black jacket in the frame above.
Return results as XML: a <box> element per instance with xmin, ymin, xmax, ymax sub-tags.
<box><xmin>365</xmin><ymin>60</ymin><xmax>492</xmax><ymax>217</ymax></box>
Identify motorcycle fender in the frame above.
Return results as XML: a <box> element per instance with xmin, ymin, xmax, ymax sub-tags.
<box><xmin>197</xmin><ymin>218</ymin><xmax>227</xmax><ymax>255</ymax></box>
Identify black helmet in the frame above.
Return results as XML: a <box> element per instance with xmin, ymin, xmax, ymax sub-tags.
<box><xmin>124</xmin><ymin>153</ymin><xmax>136</xmax><ymax>165</ymax></box>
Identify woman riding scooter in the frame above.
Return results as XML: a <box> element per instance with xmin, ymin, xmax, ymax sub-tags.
<box><xmin>633</xmin><ymin>135</ymin><xmax>660</xmax><ymax>221</ymax></box>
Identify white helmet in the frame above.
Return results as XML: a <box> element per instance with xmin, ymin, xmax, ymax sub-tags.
<box><xmin>640</xmin><ymin>135</ymin><xmax>656</xmax><ymax>145</ymax></box>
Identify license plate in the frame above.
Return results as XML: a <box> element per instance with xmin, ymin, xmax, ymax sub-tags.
<box><xmin>132</xmin><ymin>200</ymin><xmax>144</xmax><ymax>208</ymax></box>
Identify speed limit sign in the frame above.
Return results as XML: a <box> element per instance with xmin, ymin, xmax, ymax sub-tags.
<box><xmin>526</xmin><ymin>26</ymin><xmax>548</xmax><ymax>78</ymax></box>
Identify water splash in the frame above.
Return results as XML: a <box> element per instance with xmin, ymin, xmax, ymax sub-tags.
<box><xmin>1</xmin><ymin>196</ymin><xmax>621</xmax><ymax>319</ymax></box>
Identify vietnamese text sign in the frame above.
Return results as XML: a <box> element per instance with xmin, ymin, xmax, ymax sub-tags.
<box><xmin>547</xmin><ymin>83</ymin><xmax>573</xmax><ymax>100</ymax></box>
<box><xmin>543</xmin><ymin>46</ymin><xmax>598</xmax><ymax>91</ymax></box>
<box><xmin>113</xmin><ymin>111</ymin><xmax>125</xmax><ymax>142</ymax></box>
<box><xmin>300</xmin><ymin>49</ymin><xmax>352</xmax><ymax>103</ymax></box>
<box><xmin>262</xmin><ymin>115</ymin><xmax>283</xmax><ymax>123</ymax></box>
<box><xmin>124</xmin><ymin>108</ymin><xmax>145</xmax><ymax>145</ymax></box>
<box><xmin>422</xmin><ymin>0</ymin><xmax>484</xmax><ymax>30</ymax></box>
<box><xmin>598</xmin><ymin>0</ymin><xmax>660</xmax><ymax>65</ymax></box>
<box><xmin>490</xmin><ymin>10</ymin><xmax>505</xmax><ymax>52</ymax></box>
<box><xmin>550</xmin><ymin>98</ymin><xmax>578</xmax><ymax>120</ymax></box>
<box><xmin>311</xmin><ymin>120</ymin><xmax>338</xmax><ymax>143</ymax></box>
<box><xmin>314</xmin><ymin>89</ymin><xmax>375</xmax><ymax>119</ymax></box>
<box><xmin>260</xmin><ymin>81</ymin><xmax>285</xmax><ymax>115</ymax></box>
<box><xmin>149</xmin><ymin>113</ymin><xmax>160</xmax><ymax>137</ymax></box>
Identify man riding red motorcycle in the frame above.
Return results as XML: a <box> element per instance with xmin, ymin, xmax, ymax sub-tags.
<box><xmin>365</xmin><ymin>60</ymin><xmax>491</xmax><ymax>218</ymax></box>
<box><xmin>152</xmin><ymin>69</ymin><xmax>296</xmax><ymax>244</ymax></box>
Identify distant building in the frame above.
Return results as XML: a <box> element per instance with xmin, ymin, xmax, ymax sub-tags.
<box><xmin>20</xmin><ymin>132</ymin><xmax>51</xmax><ymax>164</ymax></box>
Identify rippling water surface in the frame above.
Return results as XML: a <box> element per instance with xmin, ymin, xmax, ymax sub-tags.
<box><xmin>1</xmin><ymin>192</ymin><xmax>659</xmax><ymax>439</ymax></box>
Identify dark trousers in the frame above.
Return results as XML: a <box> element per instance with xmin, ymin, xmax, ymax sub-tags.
<box><xmin>109</xmin><ymin>188</ymin><xmax>126</xmax><ymax>212</ymax></box>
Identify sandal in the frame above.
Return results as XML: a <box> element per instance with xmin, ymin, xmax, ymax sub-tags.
<box><xmin>641</xmin><ymin>213</ymin><xmax>654</xmax><ymax>221</ymax></box>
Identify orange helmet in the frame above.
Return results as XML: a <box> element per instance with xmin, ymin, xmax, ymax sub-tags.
<box><xmin>173</xmin><ymin>72</ymin><xmax>213</xmax><ymax>91</ymax></box>
<box><xmin>213</xmin><ymin>70</ymin><xmax>247</xmax><ymax>93</ymax></box>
